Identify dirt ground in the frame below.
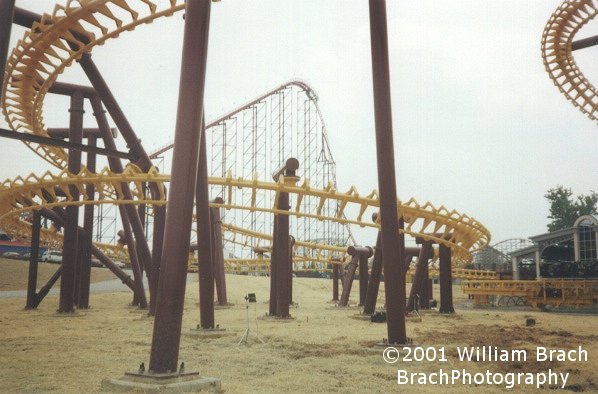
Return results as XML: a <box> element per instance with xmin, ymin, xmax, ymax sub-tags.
<box><xmin>0</xmin><ymin>257</ymin><xmax>118</xmax><ymax>291</ymax></box>
<box><xmin>0</xmin><ymin>272</ymin><xmax>596</xmax><ymax>393</ymax></box>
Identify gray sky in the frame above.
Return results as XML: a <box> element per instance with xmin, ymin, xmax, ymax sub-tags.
<box><xmin>2</xmin><ymin>0</ymin><xmax>598</xmax><ymax>247</ymax></box>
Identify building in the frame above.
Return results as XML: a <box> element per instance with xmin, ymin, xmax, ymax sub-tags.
<box><xmin>511</xmin><ymin>215</ymin><xmax>598</xmax><ymax>280</ymax></box>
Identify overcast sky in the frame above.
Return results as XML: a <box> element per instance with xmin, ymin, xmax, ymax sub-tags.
<box><xmin>2</xmin><ymin>0</ymin><xmax>598</xmax><ymax>247</ymax></box>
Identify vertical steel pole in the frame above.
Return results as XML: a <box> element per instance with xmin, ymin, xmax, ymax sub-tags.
<box><xmin>0</xmin><ymin>0</ymin><xmax>15</xmax><ymax>94</ymax></box>
<box><xmin>77</xmin><ymin>136</ymin><xmax>96</xmax><ymax>308</ymax></box>
<box><xmin>269</xmin><ymin>217</ymin><xmax>278</xmax><ymax>316</ymax></box>
<box><xmin>150</xmin><ymin>202</ymin><xmax>166</xmax><ymax>315</ymax></box>
<box><xmin>332</xmin><ymin>263</ymin><xmax>339</xmax><ymax>301</ymax></box>
<box><xmin>149</xmin><ymin>0</ymin><xmax>211</xmax><ymax>374</ymax></box>
<box><xmin>59</xmin><ymin>91</ymin><xmax>84</xmax><ymax>313</ymax></box>
<box><xmin>210</xmin><ymin>201</ymin><xmax>227</xmax><ymax>305</ymax></box>
<box><xmin>439</xmin><ymin>244</ymin><xmax>454</xmax><ymax>313</ymax></box>
<box><xmin>363</xmin><ymin>231</ymin><xmax>382</xmax><ymax>315</ymax></box>
<box><xmin>196</xmin><ymin>120</ymin><xmax>215</xmax><ymax>329</ymax></box>
<box><xmin>407</xmin><ymin>241</ymin><xmax>432</xmax><ymax>311</ymax></box>
<box><xmin>288</xmin><ymin>236</ymin><xmax>295</xmax><ymax>305</ymax></box>
<box><xmin>25</xmin><ymin>210</ymin><xmax>41</xmax><ymax>309</ymax></box>
<box><xmin>119</xmin><ymin>206</ymin><xmax>148</xmax><ymax>308</ymax></box>
<box><xmin>338</xmin><ymin>256</ymin><xmax>359</xmax><ymax>307</ymax></box>
<box><xmin>368</xmin><ymin>0</ymin><xmax>406</xmax><ymax>344</ymax></box>
<box><xmin>358</xmin><ymin>252</ymin><xmax>369</xmax><ymax>306</ymax></box>
<box><xmin>275</xmin><ymin>192</ymin><xmax>291</xmax><ymax>317</ymax></box>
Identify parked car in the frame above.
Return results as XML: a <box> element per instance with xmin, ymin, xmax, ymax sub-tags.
<box><xmin>41</xmin><ymin>250</ymin><xmax>63</xmax><ymax>264</ymax></box>
<box><xmin>2</xmin><ymin>251</ymin><xmax>20</xmax><ymax>259</ymax></box>
<box><xmin>91</xmin><ymin>257</ymin><xmax>103</xmax><ymax>267</ymax></box>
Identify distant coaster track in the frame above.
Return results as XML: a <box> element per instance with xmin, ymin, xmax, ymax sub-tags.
<box><xmin>0</xmin><ymin>0</ymin><xmax>491</xmax><ymax>275</ymax></box>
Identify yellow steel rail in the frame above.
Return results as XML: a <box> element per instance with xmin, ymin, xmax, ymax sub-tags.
<box><xmin>462</xmin><ymin>279</ymin><xmax>598</xmax><ymax>308</ymax></box>
<box><xmin>541</xmin><ymin>0</ymin><xmax>598</xmax><ymax>122</ymax></box>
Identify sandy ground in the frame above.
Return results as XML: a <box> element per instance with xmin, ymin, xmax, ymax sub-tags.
<box><xmin>0</xmin><ymin>273</ymin><xmax>596</xmax><ymax>393</ymax></box>
<box><xmin>0</xmin><ymin>257</ymin><xmax>118</xmax><ymax>291</ymax></box>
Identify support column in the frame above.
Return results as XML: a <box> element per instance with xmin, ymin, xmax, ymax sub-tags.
<box><xmin>149</xmin><ymin>0</ymin><xmax>211</xmax><ymax>374</ymax></box>
<box><xmin>369</xmin><ymin>0</ymin><xmax>406</xmax><ymax>345</ymax></box>
<box><xmin>119</xmin><ymin>208</ymin><xmax>148</xmax><ymax>308</ymax></box>
<box><xmin>25</xmin><ymin>211</ymin><xmax>41</xmax><ymax>309</ymax></box>
<box><xmin>358</xmin><ymin>248</ymin><xmax>369</xmax><ymax>306</ymax></box>
<box><xmin>363</xmin><ymin>232</ymin><xmax>382</xmax><ymax>315</ymax></box>
<box><xmin>288</xmin><ymin>236</ymin><xmax>295</xmax><ymax>306</ymax></box>
<box><xmin>438</xmin><ymin>244</ymin><xmax>454</xmax><ymax>314</ymax></box>
<box><xmin>338</xmin><ymin>256</ymin><xmax>359</xmax><ymax>307</ymax></box>
<box><xmin>78</xmin><ymin>136</ymin><xmax>96</xmax><ymax>309</ymax></box>
<box><xmin>269</xmin><ymin>217</ymin><xmax>278</xmax><ymax>316</ymax></box>
<box><xmin>511</xmin><ymin>256</ymin><xmax>520</xmax><ymax>281</ymax></box>
<box><xmin>573</xmin><ymin>232</ymin><xmax>580</xmax><ymax>262</ymax></box>
<box><xmin>0</xmin><ymin>0</ymin><xmax>15</xmax><ymax>91</ymax></box>
<box><xmin>535</xmin><ymin>249</ymin><xmax>541</xmax><ymax>279</ymax></box>
<box><xmin>275</xmin><ymin>191</ymin><xmax>291</xmax><ymax>317</ymax></box>
<box><xmin>332</xmin><ymin>263</ymin><xmax>340</xmax><ymax>301</ymax></box>
<box><xmin>407</xmin><ymin>241</ymin><xmax>432</xmax><ymax>312</ymax></box>
<box><xmin>59</xmin><ymin>91</ymin><xmax>84</xmax><ymax>313</ymax></box>
<box><xmin>420</xmin><ymin>258</ymin><xmax>431</xmax><ymax>309</ymax></box>
<box><xmin>196</xmin><ymin>120</ymin><xmax>214</xmax><ymax>329</ymax></box>
<box><xmin>150</xmin><ymin>201</ymin><xmax>166</xmax><ymax>315</ymax></box>
<box><xmin>210</xmin><ymin>198</ymin><xmax>227</xmax><ymax>305</ymax></box>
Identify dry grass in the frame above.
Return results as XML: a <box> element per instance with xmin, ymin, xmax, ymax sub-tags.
<box><xmin>0</xmin><ymin>257</ymin><xmax>118</xmax><ymax>291</ymax></box>
<box><xmin>0</xmin><ymin>273</ymin><xmax>596</xmax><ymax>393</ymax></box>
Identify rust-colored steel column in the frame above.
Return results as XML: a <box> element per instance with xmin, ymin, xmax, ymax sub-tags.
<box><xmin>150</xmin><ymin>200</ymin><xmax>166</xmax><ymax>315</ymax></box>
<box><xmin>332</xmin><ymin>263</ymin><xmax>340</xmax><ymax>301</ymax></box>
<box><xmin>358</xmin><ymin>251</ymin><xmax>370</xmax><ymax>306</ymax></box>
<box><xmin>363</xmin><ymin>231</ymin><xmax>382</xmax><ymax>315</ymax></box>
<box><xmin>119</xmin><ymin>208</ymin><xmax>148</xmax><ymax>308</ymax></box>
<box><xmin>34</xmin><ymin>266</ymin><xmax>62</xmax><ymax>308</ymax></box>
<box><xmin>438</xmin><ymin>244</ymin><xmax>454</xmax><ymax>313</ymax></box>
<box><xmin>25</xmin><ymin>210</ymin><xmax>41</xmax><ymax>309</ymax></box>
<box><xmin>210</xmin><ymin>198</ymin><xmax>227</xmax><ymax>305</ymax></box>
<box><xmin>369</xmin><ymin>0</ymin><xmax>407</xmax><ymax>345</ymax></box>
<box><xmin>427</xmin><ymin>278</ymin><xmax>433</xmax><ymax>304</ymax></box>
<box><xmin>0</xmin><ymin>0</ymin><xmax>15</xmax><ymax>93</ymax></box>
<box><xmin>196</xmin><ymin>120</ymin><xmax>215</xmax><ymax>329</ymax></box>
<box><xmin>288</xmin><ymin>236</ymin><xmax>295</xmax><ymax>305</ymax></box>
<box><xmin>275</xmin><ymin>191</ymin><xmax>291</xmax><ymax>317</ymax></box>
<box><xmin>407</xmin><ymin>241</ymin><xmax>432</xmax><ymax>312</ymax></box>
<box><xmin>149</xmin><ymin>0</ymin><xmax>211</xmax><ymax>374</ymax></box>
<box><xmin>59</xmin><ymin>91</ymin><xmax>84</xmax><ymax>313</ymax></box>
<box><xmin>338</xmin><ymin>255</ymin><xmax>359</xmax><ymax>307</ymax></box>
<box><xmin>77</xmin><ymin>136</ymin><xmax>96</xmax><ymax>309</ymax></box>
<box><xmin>269</xmin><ymin>217</ymin><xmax>278</xmax><ymax>316</ymax></box>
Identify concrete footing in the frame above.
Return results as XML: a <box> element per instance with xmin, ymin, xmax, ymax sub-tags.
<box><xmin>188</xmin><ymin>326</ymin><xmax>231</xmax><ymax>338</ymax></box>
<box><xmin>102</xmin><ymin>371</ymin><xmax>221</xmax><ymax>393</ymax></box>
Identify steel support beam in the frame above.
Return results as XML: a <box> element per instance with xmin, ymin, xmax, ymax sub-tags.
<box><xmin>275</xmin><ymin>191</ymin><xmax>291</xmax><ymax>317</ymax></box>
<box><xmin>77</xmin><ymin>136</ymin><xmax>96</xmax><ymax>308</ymax></box>
<box><xmin>196</xmin><ymin>120</ymin><xmax>215</xmax><ymax>329</ymax></box>
<box><xmin>149</xmin><ymin>0</ymin><xmax>211</xmax><ymax>374</ymax></box>
<box><xmin>332</xmin><ymin>263</ymin><xmax>340</xmax><ymax>301</ymax></box>
<box><xmin>58</xmin><ymin>91</ymin><xmax>84</xmax><ymax>313</ymax></box>
<box><xmin>0</xmin><ymin>0</ymin><xmax>15</xmax><ymax>95</ymax></box>
<box><xmin>438</xmin><ymin>244</ymin><xmax>454</xmax><ymax>314</ymax></box>
<box><xmin>369</xmin><ymin>0</ymin><xmax>406</xmax><ymax>344</ymax></box>
<box><xmin>210</xmin><ymin>198</ymin><xmax>227</xmax><ymax>305</ymax></box>
<box><xmin>25</xmin><ymin>210</ymin><xmax>41</xmax><ymax>309</ymax></box>
<box><xmin>269</xmin><ymin>217</ymin><xmax>278</xmax><ymax>316</ymax></box>
<box><xmin>338</xmin><ymin>255</ymin><xmax>359</xmax><ymax>307</ymax></box>
<box><xmin>362</xmin><ymin>232</ymin><xmax>382</xmax><ymax>315</ymax></box>
<box><xmin>407</xmin><ymin>241</ymin><xmax>432</xmax><ymax>312</ymax></box>
<box><xmin>0</xmin><ymin>127</ymin><xmax>134</xmax><ymax>160</ymax></box>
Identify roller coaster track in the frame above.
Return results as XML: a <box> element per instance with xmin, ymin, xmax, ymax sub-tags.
<box><xmin>541</xmin><ymin>0</ymin><xmax>598</xmax><ymax>122</ymax></box>
<box><xmin>0</xmin><ymin>0</ymin><xmax>491</xmax><ymax>277</ymax></box>
<box><xmin>460</xmin><ymin>0</ymin><xmax>598</xmax><ymax>306</ymax></box>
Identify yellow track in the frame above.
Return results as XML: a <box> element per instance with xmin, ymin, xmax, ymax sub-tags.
<box><xmin>462</xmin><ymin>280</ymin><xmax>598</xmax><ymax>308</ymax></box>
<box><xmin>1</xmin><ymin>0</ymin><xmax>491</xmax><ymax>276</ymax></box>
<box><xmin>460</xmin><ymin>0</ymin><xmax>598</xmax><ymax>306</ymax></box>
<box><xmin>541</xmin><ymin>0</ymin><xmax>598</xmax><ymax>122</ymax></box>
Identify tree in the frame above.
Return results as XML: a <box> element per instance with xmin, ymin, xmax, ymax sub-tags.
<box><xmin>545</xmin><ymin>186</ymin><xmax>598</xmax><ymax>232</ymax></box>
